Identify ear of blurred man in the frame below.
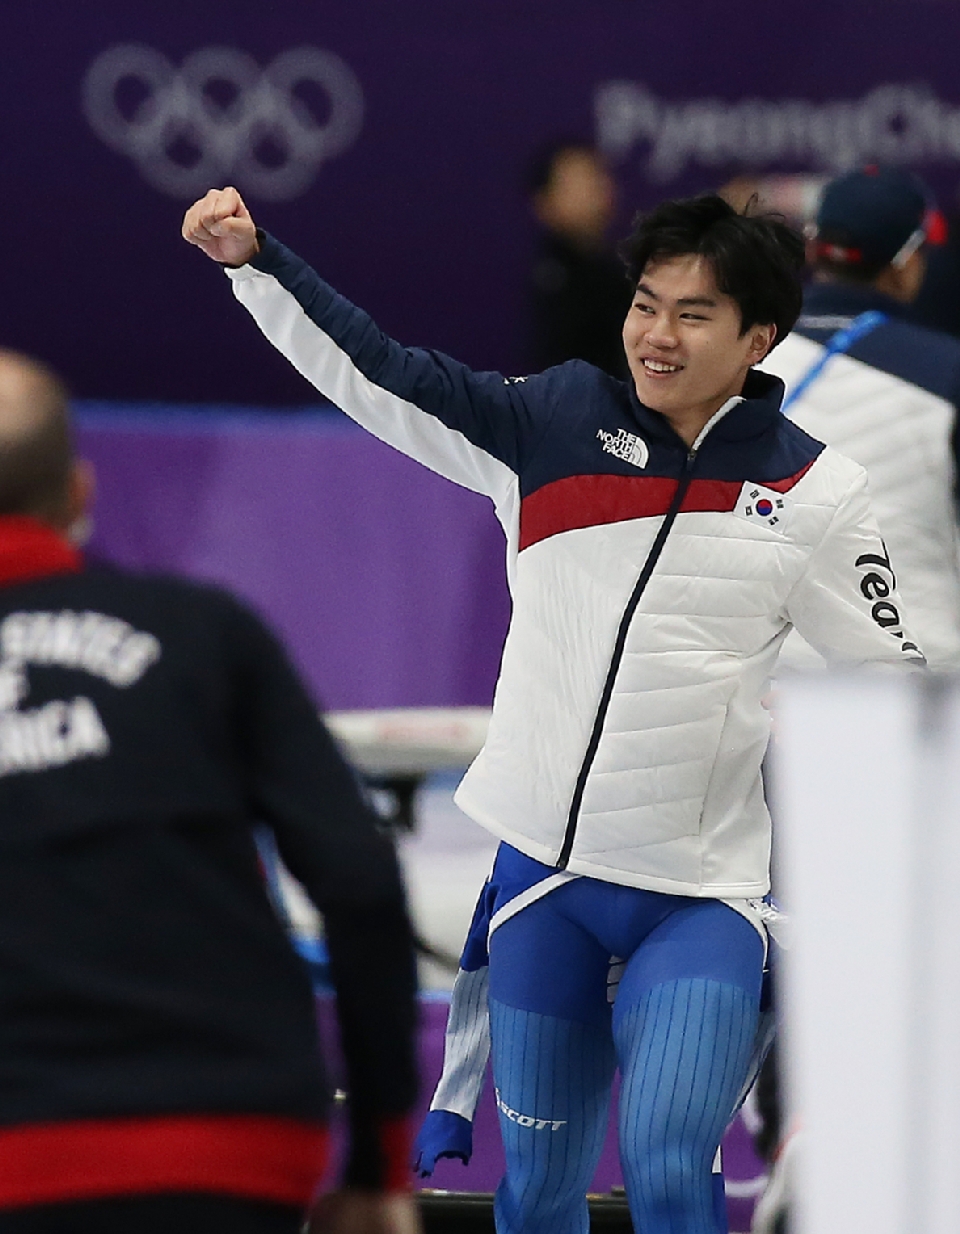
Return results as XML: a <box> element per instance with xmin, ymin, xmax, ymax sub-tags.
<box><xmin>64</xmin><ymin>458</ymin><xmax>95</xmax><ymax>544</ymax></box>
<box><xmin>873</xmin><ymin>247</ymin><xmax>927</xmax><ymax>304</ymax></box>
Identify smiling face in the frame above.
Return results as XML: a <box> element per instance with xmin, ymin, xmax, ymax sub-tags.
<box><xmin>622</xmin><ymin>253</ymin><xmax>775</xmax><ymax>446</ymax></box>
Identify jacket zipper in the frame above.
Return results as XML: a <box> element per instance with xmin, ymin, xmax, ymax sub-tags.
<box><xmin>557</xmin><ymin>447</ymin><xmax>698</xmax><ymax>870</ymax></box>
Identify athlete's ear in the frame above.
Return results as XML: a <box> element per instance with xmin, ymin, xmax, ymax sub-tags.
<box><xmin>749</xmin><ymin>323</ymin><xmax>776</xmax><ymax>363</ymax></box>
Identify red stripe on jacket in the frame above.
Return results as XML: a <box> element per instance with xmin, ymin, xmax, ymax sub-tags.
<box><xmin>0</xmin><ymin>1115</ymin><xmax>330</xmax><ymax>1209</ymax></box>
<box><xmin>518</xmin><ymin>463</ymin><xmax>814</xmax><ymax>551</ymax></box>
<box><xmin>378</xmin><ymin>1117</ymin><xmax>414</xmax><ymax>1194</ymax></box>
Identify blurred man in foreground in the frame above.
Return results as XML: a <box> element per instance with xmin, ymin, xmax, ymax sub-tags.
<box><xmin>0</xmin><ymin>350</ymin><xmax>420</xmax><ymax>1234</ymax></box>
<box><xmin>762</xmin><ymin>165</ymin><xmax>960</xmax><ymax>672</ymax></box>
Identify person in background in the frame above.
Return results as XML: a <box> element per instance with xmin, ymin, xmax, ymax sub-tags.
<box><xmin>527</xmin><ymin>140</ymin><xmax>632</xmax><ymax>378</ymax></box>
<box><xmin>0</xmin><ymin>350</ymin><xmax>420</xmax><ymax>1234</ymax></box>
<box><xmin>912</xmin><ymin>190</ymin><xmax>960</xmax><ymax>339</ymax></box>
<box><xmin>762</xmin><ymin>165</ymin><xmax>960</xmax><ymax>672</ymax></box>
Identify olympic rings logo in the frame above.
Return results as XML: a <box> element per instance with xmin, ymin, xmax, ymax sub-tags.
<box><xmin>82</xmin><ymin>44</ymin><xmax>365</xmax><ymax>201</ymax></box>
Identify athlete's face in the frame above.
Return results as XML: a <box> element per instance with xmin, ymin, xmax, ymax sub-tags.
<box><xmin>622</xmin><ymin>254</ymin><xmax>775</xmax><ymax>443</ymax></box>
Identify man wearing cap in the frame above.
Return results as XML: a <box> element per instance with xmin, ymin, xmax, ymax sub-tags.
<box><xmin>762</xmin><ymin>165</ymin><xmax>960</xmax><ymax>671</ymax></box>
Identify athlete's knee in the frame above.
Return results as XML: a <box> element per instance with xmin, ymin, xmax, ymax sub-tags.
<box><xmin>495</xmin><ymin>1094</ymin><xmax>599</xmax><ymax>1232</ymax></box>
<box><xmin>495</xmin><ymin>1171</ymin><xmax>589</xmax><ymax>1234</ymax></box>
<box><xmin>623</xmin><ymin>1134</ymin><xmax>716</xmax><ymax>1219</ymax></box>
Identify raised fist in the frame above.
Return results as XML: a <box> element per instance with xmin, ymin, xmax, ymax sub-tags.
<box><xmin>181</xmin><ymin>186</ymin><xmax>259</xmax><ymax>266</ymax></box>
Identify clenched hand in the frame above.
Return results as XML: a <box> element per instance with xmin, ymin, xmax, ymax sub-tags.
<box><xmin>182</xmin><ymin>186</ymin><xmax>259</xmax><ymax>266</ymax></box>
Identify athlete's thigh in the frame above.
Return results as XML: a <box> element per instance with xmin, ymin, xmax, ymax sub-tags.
<box><xmin>487</xmin><ymin>895</ymin><xmax>616</xmax><ymax>1233</ymax></box>
<box><xmin>612</xmin><ymin>899</ymin><xmax>764</xmax><ymax>1101</ymax></box>
<box><xmin>612</xmin><ymin>903</ymin><xmax>764</xmax><ymax>1231</ymax></box>
<box><xmin>487</xmin><ymin>885</ymin><xmax>612</xmax><ymax>1024</ymax></box>
<box><xmin>619</xmin><ymin>899</ymin><xmax>764</xmax><ymax>1003</ymax></box>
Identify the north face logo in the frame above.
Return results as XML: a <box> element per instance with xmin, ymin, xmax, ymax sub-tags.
<box><xmin>597</xmin><ymin>428</ymin><xmax>649</xmax><ymax>470</ymax></box>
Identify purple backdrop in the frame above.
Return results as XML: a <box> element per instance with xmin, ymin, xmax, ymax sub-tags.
<box><xmin>5</xmin><ymin>2</ymin><xmax>960</xmax><ymax>402</ymax></box>
<box><xmin>76</xmin><ymin>404</ymin><xmax>511</xmax><ymax>710</ymax></box>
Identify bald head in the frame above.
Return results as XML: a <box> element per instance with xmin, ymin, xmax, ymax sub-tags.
<box><xmin>0</xmin><ymin>350</ymin><xmax>74</xmax><ymax>526</ymax></box>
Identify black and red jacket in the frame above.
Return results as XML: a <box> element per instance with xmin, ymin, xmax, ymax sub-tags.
<box><xmin>0</xmin><ymin>517</ymin><xmax>417</xmax><ymax>1209</ymax></box>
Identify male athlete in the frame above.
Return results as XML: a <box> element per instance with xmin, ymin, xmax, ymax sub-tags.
<box><xmin>183</xmin><ymin>187</ymin><xmax>922</xmax><ymax>1234</ymax></box>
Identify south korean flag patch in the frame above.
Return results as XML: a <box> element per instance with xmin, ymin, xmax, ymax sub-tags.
<box><xmin>734</xmin><ymin>482</ymin><xmax>793</xmax><ymax>533</ymax></box>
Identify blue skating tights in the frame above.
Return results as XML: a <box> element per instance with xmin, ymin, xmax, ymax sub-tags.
<box><xmin>487</xmin><ymin>868</ymin><xmax>763</xmax><ymax>1234</ymax></box>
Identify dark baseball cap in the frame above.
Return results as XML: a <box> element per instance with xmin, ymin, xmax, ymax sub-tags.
<box><xmin>813</xmin><ymin>166</ymin><xmax>947</xmax><ymax>270</ymax></box>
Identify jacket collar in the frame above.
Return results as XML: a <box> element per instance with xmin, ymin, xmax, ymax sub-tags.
<box><xmin>628</xmin><ymin>366</ymin><xmax>786</xmax><ymax>448</ymax></box>
<box><xmin>0</xmin><ymin>516</ymin><xmax>83</xmax><ymax>587</ymax></box>
<box><xmin>800</xmin><ymin>280</ymin><xmax>914</xmax><ymax>325</ymax></box>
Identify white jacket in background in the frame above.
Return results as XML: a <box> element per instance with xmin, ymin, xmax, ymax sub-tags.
<box><xmin>763</xmin><ymin>288</ymin><xmax>960</xmax><ymax>672</ymax></box>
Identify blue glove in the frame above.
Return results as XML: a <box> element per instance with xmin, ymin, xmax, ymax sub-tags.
<box><xmin>412</xmin><ymin>1110</ymin><xmax>473</xmax><ymax>1177</ymax></box>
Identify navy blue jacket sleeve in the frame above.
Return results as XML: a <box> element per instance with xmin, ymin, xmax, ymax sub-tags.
<box><xmin>227</xmin><ymin>596</ymin><xmax>419</xmax><ymax>1187</ymax></box>
<box><xmin>228</xmin><ymin>233</ymin><xmax>564</xmax><ymax>495</ymax></box>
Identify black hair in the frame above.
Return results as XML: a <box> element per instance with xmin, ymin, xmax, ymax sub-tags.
<box><xmin>620</xmin><ymin>194</ymin><xmax>806</xmax><ymax>350</ymax></box>
<box><xmin>525</xmin><ymin>138</ymin><xmax>601</xmax><ymax>197</ymax></box>
<box><xmin>0</xmin><ymin>354</ymin><xmax>73</xmax><ymax>523</ymax></box>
